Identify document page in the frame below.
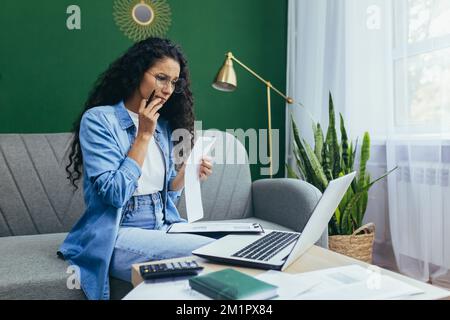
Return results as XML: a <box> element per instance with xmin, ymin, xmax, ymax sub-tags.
<box><xmin>123</xmin><ymin>279</ymin><xmax>210</xmax><ymax>300</ymax></box>
<box><xmin>184</xmin><ymin>136</ymin><xmax>216</xmax><ymax>223</ymax></box>
<box><xmin>290</xmin><ymin>265</ymin><xmax>424</xmax><ymax>300</ymax></box>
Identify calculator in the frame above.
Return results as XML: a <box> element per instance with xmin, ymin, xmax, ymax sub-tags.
<box><xmin>139</xmin><ymin>260</ymin><xmax>204</xmax><ymax>280</ymax></box>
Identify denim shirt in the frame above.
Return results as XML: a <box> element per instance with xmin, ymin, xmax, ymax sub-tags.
<box><xmin>58</xmin><ymin>101</ymin><xmax>185</xmax><ymax>300</ymax></box>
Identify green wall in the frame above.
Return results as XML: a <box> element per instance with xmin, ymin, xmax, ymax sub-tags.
<box><xmin>0</xmin><ymin>0</ymin><xmax>287</xmax><ymax>180</ymax></box>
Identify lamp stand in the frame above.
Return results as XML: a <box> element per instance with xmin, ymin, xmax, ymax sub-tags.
<box><xmin>266</xmin><ymin>83</ymin><xmax>273</xmax><ymax>178</ymax></box>
<box><xmin>216</xmin><ymin>52</ymin><xmax>296</xmax><ymax>178</ymax></box>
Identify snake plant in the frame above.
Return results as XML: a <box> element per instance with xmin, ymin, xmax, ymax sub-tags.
<box><xmin>287</xmin><ymin>93</ymin><xmax>396</xmax><ymax>235</ymax></box>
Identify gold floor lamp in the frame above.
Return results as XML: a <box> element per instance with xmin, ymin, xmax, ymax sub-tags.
<box><xmin>212</xmin><ymin>52</ymin><xmax>297</xmax><ymax>178</ymax></box>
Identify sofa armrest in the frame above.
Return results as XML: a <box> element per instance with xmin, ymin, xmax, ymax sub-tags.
<box><xmin>251</xmin><ymin>178</ymin><xmax>328</xmax><ymax>248</ymax></box>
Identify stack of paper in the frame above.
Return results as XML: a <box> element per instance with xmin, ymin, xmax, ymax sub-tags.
<box><xmin>255</xmin><ymin>265</ymin><xmax>424</xmax><ymax>300</ymax></box>
<box><xmin>123</xmin><ymin>278</ymin><xmax>210</xmax><ymax>300</ymax></box>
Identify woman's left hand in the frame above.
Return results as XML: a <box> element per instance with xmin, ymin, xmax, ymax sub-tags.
<box><xmin>199</xmin><ymin>156</ymin><xmax>213</xmax><ymax>181</ymax></box>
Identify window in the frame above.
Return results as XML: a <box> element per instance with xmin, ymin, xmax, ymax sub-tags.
<box><xmin>393</xmin><ymin>0</ymin><xmax>450</xmax><ymax>130</ymax></box>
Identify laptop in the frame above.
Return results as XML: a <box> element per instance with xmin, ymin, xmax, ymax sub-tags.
<box><xmin>192</xmin><ymin>172</ymin><xmax>356</xmax><ymax>271</ymax></box>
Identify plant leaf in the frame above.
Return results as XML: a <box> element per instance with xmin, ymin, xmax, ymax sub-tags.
<box><xmin>325</xmin><ymin>92</ymin><xmax>341</xmax><ymax>178</ymax></box>
<box><xmin>286</xmin><ymin>164</ymin><xmax>300</xmax><ymax>179</ymax></box>
<box><xmin>332</xmin><ymin>207</ymin><xmax>342</xmax><ymax>235</ymax></box>
<box><xmin>293</xmin><ymin>147</ymin><xmax>307</xmax><ymax>180</ymax></box>
<box><xmin>341</xmin><ymin>191</ymin><xmax>366</xmax><ymax>234</ymax></box>
<box><xmin>358</xmin><ymin>132</ymin><xmax>371</xmax><ymax>189</ymax></box>
<box><xmin>359</xmin><ymin>191</ymin><xmax>369</xmax><ymax>227</ymax></box>
<box><xmin>366</xmin><ymin>167</ymin><xmax>398</xmax><ymax>189</ymax></box>
<box><xmin>291</xmin><ymin>117</ymin><xmax>322</xmax><ymax>189</ymax></box>
<box><xmin>350</xmin><ymin>138</ymin><xmax>358</xmax><ymax>172</ymax></box>
<box><xmin>303</xmin><ymin>138</ymin><xmax>329</xmax><ymax>191</ymax></box>
<box><xmin>322</xmin><ymin>143</ymin><xmax>333</xmax><ymax>181</ymax></box>
<box><xmin>313</xmin><ymin>123</ymin><xmax>324</xmax><ymax>164</ymax></box>
<box><xmin>340</xmin><ymin>113</ymin><xmax>349</xmax><ymax>173</ymax></box>
<box><xmin>338</xmin><ymin>177</ymin><xmax>354</xmax><ymax>227</ymax></box>
<box><xmin>329</xmin><ymin>214</ymin><xmax>339</xmax><ymax>236</ymax></box>
<box><xmin>345</xmin><ymin>167</ymin><xmax>398</xmax><ymax>230</ymax></box>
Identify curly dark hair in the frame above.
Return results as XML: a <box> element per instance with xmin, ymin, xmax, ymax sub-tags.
<box><xmin>66</xmin><ymin>37</ymin><xmax>195</xmax><ymax>190</ymax></box>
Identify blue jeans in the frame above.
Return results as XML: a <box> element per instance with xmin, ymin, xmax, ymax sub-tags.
<box><xmin>109</xmin><ymin>192</ymin><xmax>215</xmax><ymax>282</ymax></box>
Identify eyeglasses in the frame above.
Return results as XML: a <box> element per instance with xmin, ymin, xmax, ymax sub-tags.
<box><xmin>148</xmin><ymin>73</ymin><xmax>186</xmax><ymax>94</ymax></box>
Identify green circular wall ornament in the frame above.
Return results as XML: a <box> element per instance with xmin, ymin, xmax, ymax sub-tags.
<box><xmin>113</xmin><ymin>0</ymin><xmax>172</xmax><ymax>42</ymax></box>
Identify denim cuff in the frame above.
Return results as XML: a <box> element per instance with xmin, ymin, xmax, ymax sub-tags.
<box><xmin>120</xmin><ymin>156</ymin><xmax>142</xmax><ymax>181</ymax></box>
<box><xmin>168</xmin><ymin>189</ymin><xmax>183</xmax><ymax>201</ymax></box>
<box><xmin>167</xmin><ymin>188</ymin><xmax>184</xmax><ymax>205</ymax></box>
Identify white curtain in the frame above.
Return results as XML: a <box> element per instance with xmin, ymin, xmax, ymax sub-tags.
<box><xmin>286</xmin><ymin>0</ymin><xmax>450</xmax><ymax>286</ymax></box>
<box><xmin>386</xmin><ymin>0</ymin><xmax>450</xmax><ymax>286</ymax></box>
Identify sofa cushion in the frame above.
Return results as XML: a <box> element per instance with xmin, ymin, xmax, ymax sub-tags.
<box><xmin>0</xmin><ymin>233</ymin><xmax>131</xmax><ymax>300</ymax></box>
<box><xmin>0</xmin><ymin>233</ymin><xmax>84</xmax><ymax>299</ymax></box>
<box><xmin>0</xmin><ymin>134</ymin><xmax>85</xmax><ymax>237</ymax></box>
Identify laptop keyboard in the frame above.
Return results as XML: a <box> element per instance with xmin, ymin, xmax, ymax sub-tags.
<box><xmin>231</xmin><ymin>231</ymin><xmax>300</xmax><ymax>261</ymax></box>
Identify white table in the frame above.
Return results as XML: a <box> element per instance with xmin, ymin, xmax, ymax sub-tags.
<box><xmin>126</xmin><ymin>245</ymin><xmax>450</xmax><ymax>300</ymax></box>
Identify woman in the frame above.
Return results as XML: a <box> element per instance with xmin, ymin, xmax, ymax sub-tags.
<box><xmin>58</xmin><ymin>37</ymin><xmax>215</xmax><ymax>300</ymax></box>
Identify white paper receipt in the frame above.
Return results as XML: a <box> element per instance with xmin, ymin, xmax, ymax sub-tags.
<box><xmin>184</xmin><ymin>136</ymin><xmax>216</xmax><ymax>223</ymax></box>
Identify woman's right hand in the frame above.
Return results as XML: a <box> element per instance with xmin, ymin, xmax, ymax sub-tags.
<box><xmin>136</xmin><ymin>97</ymin><xmax>164</xmax><ymax>140</ymax></box>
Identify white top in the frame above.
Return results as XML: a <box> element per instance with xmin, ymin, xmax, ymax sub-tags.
<box><xmin>126</xmin><ymin>109</ymin><xmax>165</xmax><ymax>195</ymax></box>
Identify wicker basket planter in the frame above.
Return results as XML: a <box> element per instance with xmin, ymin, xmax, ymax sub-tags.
<box><xmin>328</xmin><ymin>223</ymin><xmax>375</xmax><ymax>263</ymax></box>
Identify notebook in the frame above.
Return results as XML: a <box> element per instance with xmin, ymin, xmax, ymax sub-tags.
<box><xmin>166</xmin><ymin>222</ymin><xmax>264</xmax><ymax>234</ymax></box>
<box><xmin>188</xmin><ymin>268</ymin><xmax>278</xmax><ymax>300</ymax></box>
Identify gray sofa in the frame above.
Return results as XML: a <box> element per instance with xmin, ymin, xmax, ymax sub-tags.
<box><xmin>0</xmin><ymin>131</ymin><xmax>324</xmax><ymax>300</ymax></box>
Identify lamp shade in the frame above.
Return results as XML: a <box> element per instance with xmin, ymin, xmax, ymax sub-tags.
<box><xmin>212</xmin><ymin>57</ymin><xmax>237</xmax><ymax>92</ymax></box>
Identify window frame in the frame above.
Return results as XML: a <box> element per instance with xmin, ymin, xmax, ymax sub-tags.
<box><xmin>392</xmin><ymin>0</ymin><xmax>450</xmax><ymax>131</ymax></box>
